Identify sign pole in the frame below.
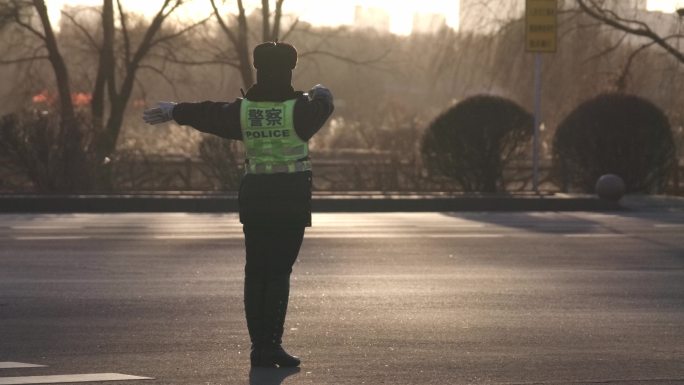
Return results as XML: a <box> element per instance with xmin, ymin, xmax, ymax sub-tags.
<box><xmin>533</xmin><ymin>53</ymin><xmax>542</xmax><ymax>192</ymax></box>
<box><xmin>525</xmin><ymin>0</ymin><xmax>556</xmax><ymax>193</ymax></box>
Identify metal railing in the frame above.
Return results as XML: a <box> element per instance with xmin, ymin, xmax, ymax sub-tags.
<box><xmin>2</xmin><ymin>155</ymin><xmax>683</xmax><ymax>194</ymax></box>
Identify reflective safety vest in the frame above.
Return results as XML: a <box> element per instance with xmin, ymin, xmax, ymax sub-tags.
<box><xmin>240</xmin><ymin>99</ymin><xmax>311</xmax><ymax>174</ymax></box>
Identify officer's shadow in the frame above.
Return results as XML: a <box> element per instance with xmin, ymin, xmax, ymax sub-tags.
<box><xmin>249</xmin><ymin>367</ymin><xmax>301</xmax><ymax>385</ymax></box>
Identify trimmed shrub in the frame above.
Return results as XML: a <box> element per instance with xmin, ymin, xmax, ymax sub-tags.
<box><xmin>421</xmin><ymin>95</ymin><xmax>533</xmax><ymax>192</ymax></box>
<box><xmin>0</xmin><ymin>110</ymin><xmax>76</xmax><ymax>192</ymax></box>
<box><xmin>552</xmin><ymin>93</ymin><xmax>675</xmax><ymax>193</ymax></box>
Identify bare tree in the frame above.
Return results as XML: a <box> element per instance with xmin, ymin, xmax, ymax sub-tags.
<box><xmin>576</xmin><ymin>0</ymin><xmax>684</xmax><ymax>64</ymax></box>
<box><xmin>207</xmin><ymin>0</ymin><xmax>303</xmax><ymax>88</ymax></box>
<box><xmin>195</xmin><ymin>0</ymin><xmax>388</xmax><ymax>89</ymax></box>
<box><xmin>1</xmin><ymin>0</ymin><xmax>84</xmax><ymax>189</ymax></box>
<box><xmin>88</xmin><ymin>0</ymin><xmax>208</xmax><ymax>165</ymax></box>
<box><xmin>2</xmin><ymin>0</ymin><xmax>207</xmax><ymax>189</ymax></box>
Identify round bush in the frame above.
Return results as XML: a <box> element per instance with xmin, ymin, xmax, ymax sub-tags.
<box><xmin>421</xmin><ymin>95</ymin><xmax>533</xmax><ymax>192</ymax></box>
<box><xmin>553</xmin><ymin>93</ymin><xmax>675</xmax><ymax>193</ymax></box>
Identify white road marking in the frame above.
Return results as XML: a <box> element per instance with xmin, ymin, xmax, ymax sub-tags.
<box><xmin>563</xmin><ymin>233</ymin><xmax>626</xmax><ymax>238</ymax></box>
<box><xmin>154</xmin><ymin>233</ymin><xmax>491</xmax><ymax>240</ymax></box>
<box><xmin>12</xmin><ymin>236</ymin><xmax>90</xmax><ymax>241</ymax></box>
<box><xmin>147</xmin><ymin>229</ymin><xmax>242</xmax><ymax>233</ymax></box>
<box><xmin>654</xmin><ymin>224</ymin><xmax>684</xmax><ymax>228</ymax></box>
<box><xmin>418</xmin><ymin>224</ymin><xmax>486</xmax><ymax>228</ymax></box>
<box><xmin>0</xmin><ymin>373</ymin><xmax>152</xmax><ymax>384</ymax></box>
<box><xmin>306</xmin><ymin>233</ymin><xmax>509</xmax><ymax>239</ymax></box>
<box><xmin>147</xmin><ymin>233</ymin><xmax>502</xmax><ymax>240</ymax></box>
<box><xmin>153</xmin><ymin>235</ymin><xmax>233</xmax><ymax>240</ymax></box>
<box><xmin>10</xmin><ymin>226</ymin><xmax>83</xmax><ymax>230</ymax></box>
<box><xmin>427</xmin><ymin>234</ymin><xmax>505</xmax><ymax>238</ymax></box>
<box><xmin>306</xmin><ymin>233</ymin><xmax>408</xmax><ymax>238</ymax></box>
<box><xmin>0</xmin><ymin>363</ymin><xmax>46</xmax><ymax>369</ymax></box>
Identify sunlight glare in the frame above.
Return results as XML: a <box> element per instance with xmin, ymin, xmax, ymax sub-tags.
<box><xmin>647</xmin><ymin>0</ymin><xmax>681</xmax><ymax>12</ymax></box>
<box><xmin>51</xmin><ymin>0</ymin><xmax>459</xmax><ymax>35</ymax></box>
<box><xmin>50</xmin><ymin>0</ymin><xmax>684</xmax><ymax>34</ymax></box>
<box><xmin>294</xmin><ymin>0</ymin><xmax>459</xmax><ymax>35</ymax></box>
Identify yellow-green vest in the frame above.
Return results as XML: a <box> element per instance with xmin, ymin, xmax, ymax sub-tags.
<box><xmin>240</xmin><ymin>99</ymin><xmax>311</xmax><ymax>174</ymax></box>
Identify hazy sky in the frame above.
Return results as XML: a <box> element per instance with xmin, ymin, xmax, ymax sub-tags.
<box><xmin>649</xmin><ymin>0</ymin><xmax>683</xmax><ymax>12</ymax></box>
<box><xmin>48</xmin><ymin>0</ymin><xmax>680</xmax><ymax>35</ymax></box>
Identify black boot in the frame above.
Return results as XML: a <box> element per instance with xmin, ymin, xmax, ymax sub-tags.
<box><xmin>253</xmin><ymin>273</ymin><xmax>300</xmax><ymax>367</ymax></box>
<box><xmin>251</xmin><ymin>344</ymin><xmax>300</xmax><ymax>368</ymax></box>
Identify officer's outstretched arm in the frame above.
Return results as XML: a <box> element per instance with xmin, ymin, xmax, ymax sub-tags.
<box><xmin>142</xmin><ymin>102</ymin><xmax>177</xmax><ymax>125</ymax></box>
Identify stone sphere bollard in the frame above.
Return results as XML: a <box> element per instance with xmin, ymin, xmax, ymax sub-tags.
<box><xmin>595</xmin><ymin>174</ymin><xmax>626</xmax><ymax>201</ymax></box>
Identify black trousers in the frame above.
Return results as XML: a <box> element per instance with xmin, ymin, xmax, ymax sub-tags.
<box><xmin>243</xmin><ymin>225</ymin><xmax>305</xmax><ymax>347</ymax></box>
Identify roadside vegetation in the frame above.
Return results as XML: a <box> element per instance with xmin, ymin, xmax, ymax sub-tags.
<box><xmin>0</xmin><ymin>0</ymin><xmax>681</xmax><ymax>193</ymax></box>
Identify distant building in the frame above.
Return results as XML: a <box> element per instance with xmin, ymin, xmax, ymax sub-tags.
<box><xmin>354</xmin><ymin>5</ymin><xmax>391</xmax><ymax>33</ymax></box>
<box><xmin>459</xmin><ymin>0</ymin><xmax>668</xmax><ymax>36</ymax></box>
<box><xmin>459</xmin><ymin>0</ymin><xmax>524</xmax><ymax>34</ymax></box>
<box><xmin>412</xmin><ymin>13</ymin><xmax>448</xmax><ymax>34</ymax></box>
<box><xmin>571</xmin><ymin>0</ymin><xmax>675</xmax><ymax>44</ymax></box>
<box><xmin>609</xmin><ymin>0</ymin><xmax>648</xmax><ymax>14</ymax></box>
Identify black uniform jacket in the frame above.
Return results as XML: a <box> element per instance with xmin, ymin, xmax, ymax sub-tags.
<box><xmin>172</xmin><ymin>84</ymin><xmax>334</xmax><ymax>227</ymax></box>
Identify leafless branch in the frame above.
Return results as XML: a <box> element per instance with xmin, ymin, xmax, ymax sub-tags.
<box><xmin>615</xmin><ymin>40</ymin><xmax>659</xmax><ymax>91</ymax></box>
<box><xmin>280</xmin><ymin>17</ymin><xmax>299</xmax><ymax>42</ymax></box>
<box><xmin>155</xmin><ymin>55</ymin><xmax>240</xmax><ymax>69</ymax></box>
<box><xmin>139</xmin><ymin>64</ymin><xmax>178</xmax><ymax>94</ymax></box>
<box><xmin>576</xmin><ymin>0</ymin><xmax>684</xmax><ymax>64</ymax></box>
<box><xmin>13</xmin><ymin>11</ymin><xmax>45</xmax><ymax>41</ymax></box>
<box><xmin>161</xmin><ymin>0</ymin><xmax>182</xmax><ymax>19</ymax></box>
<box><xmin>209</xmin><ymin>0</ymin><xmax>238</xmax><ymax>46</ymax></box>
<box><xmin>116</xmin><ymin>0</ymin><xmax>131</xmax><ymax>66</ymax></box>
<box><xmin>0</xmin><ymin>54</ymin><xmax>48</xmax><ymax>64</ymax></box>
<box><xmin>582</xmin><ymin>33</ymin><xmax>628</xmax><ymax>63</ymax></box>
<box><xmin>60</xmin><ymin>10</ymin><xmax>99</xmax><ymax>51</ymax></box>
<box><xmin>151</xmin><ymin>16</ymin><xmax>211</xmax><ymax>47</ymax></box>
<box><xmin>299</xmin><ymin>49</ymin><xmax>392</xmax><ymax>66</ymax></box>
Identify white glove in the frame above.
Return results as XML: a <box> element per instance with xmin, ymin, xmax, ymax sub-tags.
<box><xmin>143</xmin><ymin>101</ymin><xmax>177</xmax><ymax>125</ymax></box>
<box><xmin>308</xmin><ymin>84</ymin><xmax>332</xmax><ymax>101</ymax></box>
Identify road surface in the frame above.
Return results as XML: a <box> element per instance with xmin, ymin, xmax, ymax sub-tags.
<box><xmin>1</xmin><ymin>211</ymin><xmax>683</xmax><ymax>384</ymax></box>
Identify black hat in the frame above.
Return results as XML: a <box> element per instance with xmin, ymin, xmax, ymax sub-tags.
<box><xmin>253</xmin><ymin>42</ymin><xmax>297</xmax><ymax>70</ymax></box>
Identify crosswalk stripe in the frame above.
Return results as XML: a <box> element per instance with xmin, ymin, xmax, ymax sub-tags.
<box><xmin>12</xmin><ymin>236</ymin><xmax>90</xmax><ymax>241</ymax></box>
<box><xmin>563</xmin><ymin>233</ymin><xmax>626</xmax><ymax>238</ymax></box>
<box><xmin>0</xmin><ymin>363</ymin><xmax>46</xmax><ymax>370</ymax></box>
<box><xmin>0</xmin><ymin>373</ymin><xmax>152</xmax><ymax>384</ymax></box>
<box><xmin>418</xmin><ymin>224</ymin><xmax>486</xmax><ymax>228</ymax></box>
<box><xmin>153</xmin><ymin>235</ymin><xmax>233</xmax><ymax>240</ymax></box>
<box><xmin>10</xmin><ymin>226</ymin><xmax>83</xmax><ymax>230</ymax></box>
<box><xmin>428</xmin><ymin>234</ymin><xmax>505</xmax><ymax>238</ymax></box>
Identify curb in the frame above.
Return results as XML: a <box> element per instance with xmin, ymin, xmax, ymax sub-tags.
<box><xmin>0</xmin><ymin>194</ymin><xmax>623</xmax><ymax>213</ymax></box>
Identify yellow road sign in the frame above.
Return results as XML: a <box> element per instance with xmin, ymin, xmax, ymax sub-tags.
<box><xmin>526</xmin><ymin>0</ymin><xmax>557</xmax><ymax>53</ymax></box>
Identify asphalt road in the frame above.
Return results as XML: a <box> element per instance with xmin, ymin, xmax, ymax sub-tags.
<box><xmin>0</xmin><ymin>211</ymin><xmax>683</xmax><ymax>385</ymax></box>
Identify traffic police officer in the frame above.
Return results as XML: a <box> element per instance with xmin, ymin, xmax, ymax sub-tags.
<box><xmin>143</xmin><ymin>42</ymin><xmax>334</xmax><ymax>368</ymax></box>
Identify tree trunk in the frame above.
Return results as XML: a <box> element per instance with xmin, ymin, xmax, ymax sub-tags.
<box><xmin>33</xmin><ymin>0</ymin><xmax>87</xmax><ymax>191</ymax></box>
<box><xmin>272</xmin><ymin>0</ymin><xmax>284</xmax><ymax>41</ymax></box>
<box><xmin>94</xmin><ymin>0</ymin><xmax>181</xmax><ymax>188</ymax></box>
<box><xmin>261</xmin><ymin>0</ymin><xmax>270</xmax><ymax>42</ymax></box>
<box><xmin>91</xmin><ymin>0</ymin><xmax>115</xmax><ymax>132</ymax></box>
<box><xmin>237</xmin><ymin>1</ymin><xmax>254</xmax><ymax>88</ymax></box>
